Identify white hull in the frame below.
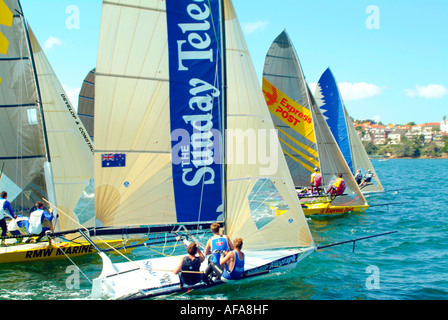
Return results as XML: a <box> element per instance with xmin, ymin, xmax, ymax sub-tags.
<box><xmin>91</xmin><ymin>247</ymin><xmax>315</xmax><ymax>300</ymax></box>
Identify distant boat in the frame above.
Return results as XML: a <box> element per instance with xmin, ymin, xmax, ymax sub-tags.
<box><xmin>314</xmin><ymin>68</ymin><xmax>384</xmax><ymax>194</ymax></box>
<box><xmin>0</xmin><ymin>0</ymin><xmax>139</xmax><ymax>263</ymax></box>
<box><xmin>262</xmin><ymin>30</ymin><xmax>368</xmax><ymax>216</ymax></box>
<box><xmin>77</xmin><ymin>68</ymin><xmax>96</xmax><ymax>141</ymax></box>
<box><xmin>88</xmin><ymin>0</ymin><xmax>315</xmax><ymax>300</ymax></box>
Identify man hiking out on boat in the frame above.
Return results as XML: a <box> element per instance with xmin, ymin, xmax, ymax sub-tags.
<box><xmin>174</xmin><ymin>242</ymin><xmax>205</xmax><ymax>287</ymax></box>
<box><xmin>326</xmin><ymin>173</ymin><xmax>346</xmax><ymax>197</ymax></box>
<box><xmin>0</xmin><ymin>191</ymin><xmax>16</xmax><ymax>239</ymax></box>
<box><xmin>204</xmin><ymin>223</ymin><xmax>234</xmax><ymax>282</ymax></box>
<box><xmin>360</xmin><ymin>170</ymin><xmax>375</xmax><ymax>188</ymax></box>
<box><xmin>310</xmin><ymin>167</ymin><xmax>322</xmax><ymax>195</ymax></box>
<box><xmin>220</xmin><ymin>237</ymin><xmax>245</xmax><ymax>281</ymax></box>
<box><xmin>27</xmin><ymin>201</ymin><xmax>54</xmax><ymax>242</ymax></box>
<box><xmin>354</xmin><ymin>169</ymin><xmax>362</xmax><ymax>185</ymax></box>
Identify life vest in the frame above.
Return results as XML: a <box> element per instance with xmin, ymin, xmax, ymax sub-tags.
<box><xmin>365</xmin><ymin>173</ymin><xmax>373</xmax><ymax>181</ymax></box>
<box><xmin>223</xmin><ymin>251</ymin><xmax>245</xmax><ymax>280</ymax></box>
<box><xmin>28</xmin><ymin>209</ymin><xmax>45</xmax><ymax>235</ymax></box>
<box><xmin>210</xmin><ymin>236</ymin><xmax>228</xmax><ymax>264</ymax></box>
<box><xmin>180</xmin><ymin>256</ymin><xmax>202</xmax><ymax>285</ymax></box>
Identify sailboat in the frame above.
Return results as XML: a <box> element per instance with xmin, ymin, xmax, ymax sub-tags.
<box><xmin>314</xmin><ymin>68</ymin><xmax>384</xmax><ymax>194</ymax></box>
<box><xmin>0</xmin><ymin>0</ymin><xmax>139</xmax><ymax>263</ymax></box>
<box><xmin>87</xmin><ymin>0</ymin><xmax>315</xmax><ymax>300</ymax></box>
<box><xmin>262</xmin><ymin>31</ymin><xmax>369</xmax><ymax>216</ymax></box>
<box><xmin>77</xmin><ymin>68</ymin><xmax>96</xmax><ymax>141</ymax></box>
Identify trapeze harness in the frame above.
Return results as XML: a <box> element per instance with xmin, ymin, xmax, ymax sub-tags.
<box><xmin>180</xmin><ymin>256</ymin><xmax>202</xmax><ymax>286</ymax></box>
<box><xmin>222</xmin><ymin>251</ymin><xmax>245</xmax><ymax>280</ymax></box>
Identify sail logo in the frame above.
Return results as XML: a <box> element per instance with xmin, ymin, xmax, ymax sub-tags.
<box><xmin>0</xmin><ymin>0</ymin><xmax>13</xmax><ymax>86</ymax></box>
<box><xmin>262</xmin><ymin>78</ymin><xmax>316</xmax><ymax>144</ymax></box>
<box><xmin>167</xmin><ymin>0</ymin><xmax>224</xmax><ymax>223</ymax></box>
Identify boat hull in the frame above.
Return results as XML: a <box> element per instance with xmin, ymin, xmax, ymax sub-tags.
<box><xmin>0</xmin><ymin>238</ymin><xmax>141</xmax><ymax>264</ymax></box>
<box><xmin>303</xmin><ymin>203</ymin><xmax>369</xmax><ymax>216</ymax></box>
<box><xmin>91</xmin><ymin>247</ymin><xmax>315</xmax><ymax>300</ymax></box>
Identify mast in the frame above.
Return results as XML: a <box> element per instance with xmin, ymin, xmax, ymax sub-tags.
<box><xmin>220</xmin><ymin>0</ymin><xmax>228</xmax><ymax>234</ymax></box>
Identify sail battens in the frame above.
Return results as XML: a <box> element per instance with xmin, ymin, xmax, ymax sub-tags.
<box><xmin>0</xmin><ymin>103</ymin><xmax>37</xmax><ymax>108</ymax></box>
<box><xmin>95</xmin><ymin>72</ymin><xmax>169</xmax><ymax>83</ymax></box>
<box><xmin>0</xmin><ymin>155</ymin><xmax>46</xmax><ymax>160</ymax></box>
<box><xmin>263</xmin><ymin>73</ymin><xmax>300</xmax><ymax>80</ymax></box>
<box><xmin>94</xmin><ymin>150</ymin><xmax>170</xmax><ymax>154</ymax></box>
<box><xmin>79</xmin><ymin>96</ymin><xmax>94</xmax><ymax>102</ymax></box>
<box><xmin>265</xmin><ymin>54</ymin><xmax>293</xmax><ymax>61</ymax></box>
<box><xmin>0</xmin><ymin>56</ymin><xmax>29</xmax><ymax>61</ymax></box>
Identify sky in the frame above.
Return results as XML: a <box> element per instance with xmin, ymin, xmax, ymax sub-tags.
<box><xmin>19</xmin><ymin>0</ymin><xmax>448</xmax><ymax>125</ymax></box>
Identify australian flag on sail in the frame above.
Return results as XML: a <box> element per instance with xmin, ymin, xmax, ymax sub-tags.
<box><xmin>166</xmin><ymin>0</ymin><xmax>224</xmax><ymax>223</ymax></box>
<box><xmin>101</xmin><ymin>153</ymin><xmax>126</xmax><ymax>168</ymax></box>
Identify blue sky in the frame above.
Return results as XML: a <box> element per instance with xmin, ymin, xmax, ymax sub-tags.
<box><xmin>20</xmin><ymin>0</ymin><xmax>447</xmax><ymax>125</ymax></box>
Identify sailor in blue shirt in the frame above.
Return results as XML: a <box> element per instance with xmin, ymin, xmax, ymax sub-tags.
<box><xmin>220</xmin><ymin>237</ymin><xmax>245</xmax><ymax>281</ymax></box>
<box><xmin>203</xmin><ymin>223</ymin><xmax>234</xmax><ymax>283</ymax></box>
<box><xmin>0</xmin><ymin>191</ymin><xmax>16</xmax><ymax>238</ymax></box>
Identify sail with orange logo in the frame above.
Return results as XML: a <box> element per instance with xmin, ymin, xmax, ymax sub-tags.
<box><xmin>262</xmin><ymin>30</ymin><xmax>368</xmax><ymax>215</ymax></box>
<box><xmin>262</xmin><ymin>61</ymin><xmax>319</xmax><ymax>187</ymax></box>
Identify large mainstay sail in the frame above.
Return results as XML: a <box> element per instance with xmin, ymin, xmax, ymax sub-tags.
<box><xmin>262</xmin><ymin>31</ymin><xmax>368</xmax><ymax>213</ymax></box>
<box><xmin>315</xmin><ymin>68</ymin><xmax>384</xmax><ymax>194</ymax></box>
<box><xmin>94</xmin><ymin>0</ymin><xmax>224</xmax><ymax>227</ymax></box>
<box><xmin>90</xmin><ymin>0</ymin><xmax>314</xmax><ymax>299</ymax></box>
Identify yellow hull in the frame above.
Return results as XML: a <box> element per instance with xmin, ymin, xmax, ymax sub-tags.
<box><xmin>302</xmin><ymin>202</ymin><xmax>369</xmax><ymax>216</ymax></box>
<box><xmin>0</xmin><ymin>238</ymin><xmax>142</xmax><ymax>264</ymax></box>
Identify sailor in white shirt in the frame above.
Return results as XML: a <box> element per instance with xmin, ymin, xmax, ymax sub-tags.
<box><xmin>28</xmin><ymin>201</ymin><xmax>54</xmax><ymax>239</ymax></box>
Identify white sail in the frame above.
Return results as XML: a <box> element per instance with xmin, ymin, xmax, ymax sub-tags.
<box><xmin>94</xmin><ymin>0</ymin><xmax>178</xmax><ymax>227</ymax></box>
<box><xmin>28</xmin><ymin>27</ymin><xmax>95</xmax><ymax>231</ymax></box>
<box><xmin>224</xmin><ymin>2</ymin><xmax>313</xmax><ymax>249</ymax></box>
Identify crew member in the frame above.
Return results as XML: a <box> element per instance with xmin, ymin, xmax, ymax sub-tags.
<box><xmin>174</xmin><ymin>242</ymin><xmax>205</xmax><ymax>286</ymax></box>
<box><xmin>0</xmin><ymin>191</ymin><xmax>16</xmax><ymax>238</ymax></box>
<box><xmin>28</xmin><ymin>202</ymin><xmax>54</xmax><ymax>241</ymax></box>
<box><xmin>220</xmin><ymin>237</ymin><xmax>245</xmax><ymax>281</ymax></box>
<box><xmin>360</xmin><ymin>170</ymin><xmax>375</xmax><ymax>188</ymax></box>
<box><xmin>326</xmin><ymin>173</ymin><xmax>346</xmax><ymax>196</ymax></box>
<box><xmin>310</xmin><ymin>167</ymin><xmax>322</xmax><ymax>194</ymax></box>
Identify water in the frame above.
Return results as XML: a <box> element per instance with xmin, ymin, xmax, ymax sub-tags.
<box><xmin>0</xmin><ymin>159</ymin><xmax>447</xmax><ymax>300</ymax></box>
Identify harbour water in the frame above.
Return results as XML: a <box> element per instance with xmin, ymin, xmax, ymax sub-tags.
<box><xmin>0</xmin><ymin>159</ymin><xmax>447</xmax><ymax>300</ymax></box>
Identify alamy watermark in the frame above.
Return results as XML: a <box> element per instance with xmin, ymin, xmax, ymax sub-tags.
<box><xmin>66</xmin><ymin>265</ymin><xmax>80</xmax><ymax>290</ymax></box>
<box><xmin>365</xmin><ymin>265</ymin><xmax>380</xmax><ymax>289</ymax></box>
<box><xmin>171</xmin><ymin>128</ymin><xmax>280</xmax><ymax>176</ymax></box>
<box><xmin>66</xmin><ymin>5</ymin><xmax>80</xmax><ymax>30</ymax></box>
<box><xmin>366</xmin><ymin>5</ymin><xmax>380</xmax><ymax>30</ymax></box>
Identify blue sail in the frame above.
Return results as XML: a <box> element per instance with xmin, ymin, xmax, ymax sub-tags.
<box><xmin>166</xmin><ymin>0</ymin><xmax>225</xmax><ymax>223</ymax></box>
<box><xmin>316</xmin><ymin>68</ymin><xmax>353</xmax><ymax>173</ymax></box>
